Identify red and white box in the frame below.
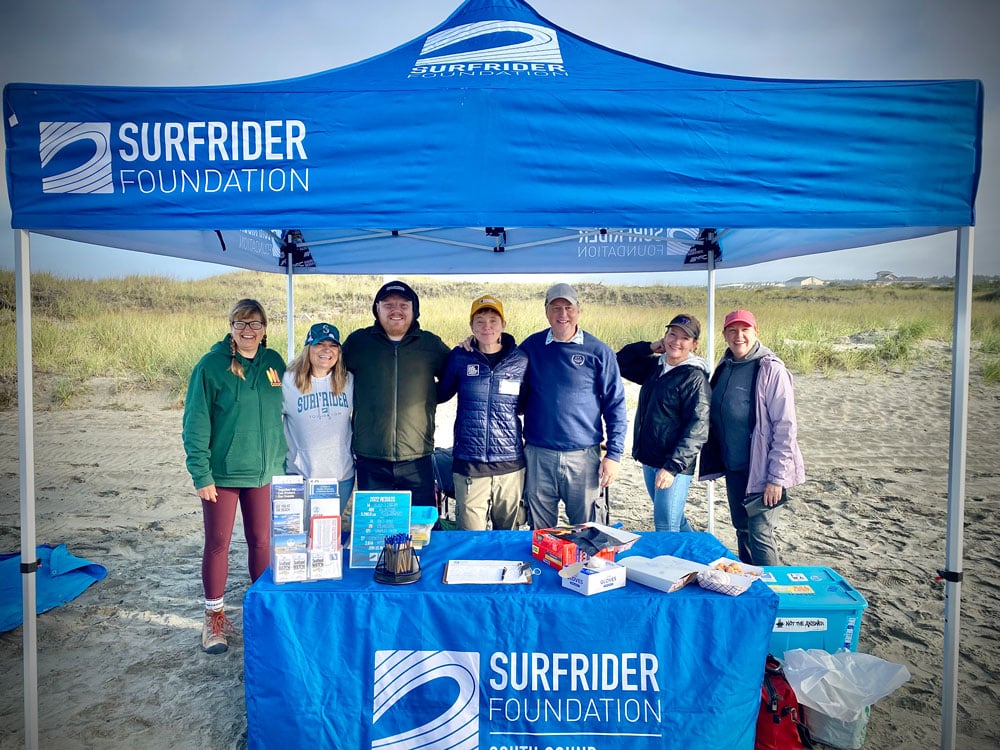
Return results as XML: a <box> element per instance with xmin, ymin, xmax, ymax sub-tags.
<box><xmin>531</xmin><ymin>523</ymin><xmax>639</xmax><ymax>571</ymax></box>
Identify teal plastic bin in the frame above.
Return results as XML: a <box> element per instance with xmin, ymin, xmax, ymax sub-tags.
<box><xmin>409</xmin><ymin>505</ymin><xmax>439</xmax><ymax>548</ymax></box>
<box><xmin>762</xmin><ymin>566</ymin><xmax>868</xmax><ymax>657</ymax></box>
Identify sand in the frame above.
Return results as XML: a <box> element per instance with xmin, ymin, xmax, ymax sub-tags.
<box><xmin>1</xmin><ymin>346</ymin><xmax>998</xmax><ymax>749</ymax></box>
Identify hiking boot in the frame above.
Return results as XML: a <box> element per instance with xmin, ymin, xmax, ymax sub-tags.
<box><xmin>201</xmin><ymin>608</ymin><xmax>234</xmax><ymax>654</ymax></box>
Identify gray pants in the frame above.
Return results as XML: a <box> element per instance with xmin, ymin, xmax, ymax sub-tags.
<box><xmin>524</xmin><ymin>444</ymin><xmax>607</xmax><ymax>528</ymax></box>
<box><xmin>724</xmin><ymin>469</ymin><xmax>781</xmax><ymax>566</ymax></box>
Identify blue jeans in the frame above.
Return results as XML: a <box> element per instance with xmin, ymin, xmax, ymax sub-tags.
<box><xmin>642</xmin><ymin>465</ymin><xmax>694</xmax><ymax>532</ymax></box>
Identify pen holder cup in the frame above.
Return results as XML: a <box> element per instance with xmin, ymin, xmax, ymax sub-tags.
<box><xmin>374</xmin><ymin>546</ymin><xmax>422</xmax><ymax>585</ymax></box>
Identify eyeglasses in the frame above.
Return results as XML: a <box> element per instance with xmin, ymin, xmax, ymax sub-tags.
<box><xmin>232</xmin><ymin>320</ymin><xmax>264</xmax><ymax>331</ymax></box>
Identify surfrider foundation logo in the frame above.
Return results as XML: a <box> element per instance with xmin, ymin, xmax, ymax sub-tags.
<box><xmin>35</xmin><ymin>119</ymin><xmax>310</xmax><ymax>199</ymax></box>
<box><xmin>418</xmin><ymin>20</ymin><xmax>562</xmax><ymax>65</ymax></box>
<box><xmin>39</xmin><ymin>121</ymin><xmax>113</xmax><ymax>194</ymax></box>
<box><xmin>410</xmin><ymin>20</ymin><xmax>566</xmax><ymax>79</ymax></box>
<box><xmin>373</xmin><ymin>649</ymin><xmax>479</xmax><ymax>750</ymax></box>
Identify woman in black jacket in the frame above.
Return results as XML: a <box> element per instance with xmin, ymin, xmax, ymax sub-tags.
<box><xmin>617</xmin><ymin>314</ymin><xmax>711</xmax><ymax>531</ymax></box>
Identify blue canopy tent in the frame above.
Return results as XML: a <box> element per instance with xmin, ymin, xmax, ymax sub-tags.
<box><xmin>4</xmin><ymin>0</ymin><xmax>982</xmax><ymax>746</ymax></box>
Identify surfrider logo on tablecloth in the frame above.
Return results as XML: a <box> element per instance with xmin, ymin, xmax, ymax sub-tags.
<box><xmin>372</xmin><ymin>649</ymin><xmax>665</xmax><ymax>749</ymax></box>
<box><xmin>373</xmin><ymin>650</ymin><xmax>480</xmax><ymax>750</ymax></box>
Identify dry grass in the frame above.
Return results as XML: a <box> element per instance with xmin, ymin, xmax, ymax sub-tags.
<box><xmin>1</xmin><ymin>271</ymin><xmax>998</xmax><ymax>408</ymax></box>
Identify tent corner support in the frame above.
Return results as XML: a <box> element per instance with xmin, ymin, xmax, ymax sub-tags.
<box><xmin>15</xmin><ymin>228</ymin><xmax>40</xmax><ymax>750</ymax></box>
<box><xmin>940</xmin><ymin>225</ymin><xmax>973</xmax><ymax>750</ymax></box>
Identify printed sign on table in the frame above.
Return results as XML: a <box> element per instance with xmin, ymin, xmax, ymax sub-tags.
<box><xmin>349</xmin><ymin>490</ymin><xmax>411</xmax><ymax>568</ymax></box>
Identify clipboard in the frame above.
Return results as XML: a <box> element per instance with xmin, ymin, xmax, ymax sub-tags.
<box><xmin>443</xmin><ymin>560</ymin><xmax>534</xmax><ymax>584</ymax></box>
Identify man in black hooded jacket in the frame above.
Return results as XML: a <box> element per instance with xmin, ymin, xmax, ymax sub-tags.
<box><xmin>342</xmin><ymin>280</ymin><xmax>450</xmax><ymax>507</ymax></box>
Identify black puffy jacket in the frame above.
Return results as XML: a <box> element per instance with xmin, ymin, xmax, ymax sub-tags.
<box><xmin>616</xmin><ymin>341</ymin><xmax>711</xmax><ymax>475</ymax></box>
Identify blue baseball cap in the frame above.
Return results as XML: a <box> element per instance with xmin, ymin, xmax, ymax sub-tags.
<box><xmin>305</xmin><ymin>322</ymin><xmax>341</xmax><ymax>346</ymax></box>
<box><xmin>667</xmin><ymin>313</ymin><xmax>701</xmax><ymax>340</ymax></box>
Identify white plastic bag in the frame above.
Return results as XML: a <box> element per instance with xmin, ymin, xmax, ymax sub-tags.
<box><xmin>782</xmin><ymin>649</ymin><xmax>911</xmax><ymax>722</ymax></box>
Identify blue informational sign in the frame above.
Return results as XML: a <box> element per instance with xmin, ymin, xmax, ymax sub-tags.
<box><xmin>245</xmin><ymin>531</ymin><xmax>779</xmax><ymax>750</ymax></box>
<box><xmin>349</xmin><ymin>490</ymin><xmax>412</xmax><ymax>568</ymax></box>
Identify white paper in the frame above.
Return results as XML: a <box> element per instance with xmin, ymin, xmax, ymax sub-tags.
<box><xmin>443</xmin><ymin>559</ymin><xmax>532</xmax><ymax>584</ymax></box>
<box><xmin>309</xmin><ymin>515</ymin><xmax>340</xmax><ymax>551</ymax></box>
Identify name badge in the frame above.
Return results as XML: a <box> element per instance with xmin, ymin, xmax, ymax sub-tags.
<box><xmin>498</xmin><ymin>378</ymin><xmax>521</xmax><ymax>395</ymax></box>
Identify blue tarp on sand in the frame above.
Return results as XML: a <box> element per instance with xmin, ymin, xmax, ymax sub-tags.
<box><xmin>0</xmin><ymin>544</ymin><xmax>107</xmax><ymax>632</ymax></box>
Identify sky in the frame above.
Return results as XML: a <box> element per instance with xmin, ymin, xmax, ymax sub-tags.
<box><xmin>1</xmin><ymin>0</ymin><xmax>998</xmax><ymax>286</ymax></box>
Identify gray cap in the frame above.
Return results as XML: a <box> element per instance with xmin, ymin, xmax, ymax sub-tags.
<box><xmin>545</xmin><ymin>282</ymin><xmax>579</xmax><ymax>306</ymax></box>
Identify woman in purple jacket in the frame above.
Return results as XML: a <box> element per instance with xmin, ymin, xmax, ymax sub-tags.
<box><xmin>699</xmin><ymin>310</ymin><xmax>805</xmax><ymax>565</ymax></box>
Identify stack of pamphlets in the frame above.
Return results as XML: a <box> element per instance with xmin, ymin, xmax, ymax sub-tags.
<box><xmin>306</xmin><ymin>478</ymin><xmax>342</xmax><ymax>580</ymax></box>
<box><xmin>270</xmin><ymin>475</ymin><xmax>307</xmax><ymax>583</ymax></box>
<box><xmin>270</xmin><ymin>476</ymin><xmax>345</xmax><ymax>582</ymax></box>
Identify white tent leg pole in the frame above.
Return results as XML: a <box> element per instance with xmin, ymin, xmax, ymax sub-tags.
<box><xmin>940</xmin><ymin>226</ymin><xmax>972</xmax><ymax>750</ymax></box>
<box><xmin>286</xmin><ymin>258</ymin><xmax>295</xmax><ymax>362</ymax></box>
<box><xmin>705</xmin><ymin>251</ymin><xmax>717</xmax><ymax>536</ymax></box>
<box><xmin>15</xmin><ymin>229</ymin><xmax>39</xmax><ymax>750</ymax></box>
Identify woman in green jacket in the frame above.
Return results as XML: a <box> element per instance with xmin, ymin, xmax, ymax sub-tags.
<box><xmin>182</xmin><ymin>299</ymin><xmax>287</xmax><ymax>654</ymax></box>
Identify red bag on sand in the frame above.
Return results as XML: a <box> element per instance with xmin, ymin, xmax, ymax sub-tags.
<box><xmin>756</xmin><ymin>655</ymin><xmax>814</xmax><ymax>750</ymax></box>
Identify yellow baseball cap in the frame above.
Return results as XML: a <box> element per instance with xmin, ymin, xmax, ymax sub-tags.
<box><xmin>469</xmin><ymin>295</ymin><xmax>505</xmax><ymax>322</ymax></box>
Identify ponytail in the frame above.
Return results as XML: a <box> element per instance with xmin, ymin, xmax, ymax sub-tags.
<box><xmin>228</xmin><ymin>336</ymin><xmax>245</xmax><ymax>380</ymax></box>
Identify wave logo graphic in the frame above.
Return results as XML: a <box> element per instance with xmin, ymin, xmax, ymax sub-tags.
<box><xmin>373</xmin><ymin>650</ymin><xmax>479</xmax><ymax>750</ymax></box>
<box><xmin>417</xmin><ymin>20</ymin><xmax>562</xmax><ymax>66</ymax></box>
<box><xmin>39</xmin><ymin>121</ymin><xmax>113</xmax><ymax>194</ymax></box>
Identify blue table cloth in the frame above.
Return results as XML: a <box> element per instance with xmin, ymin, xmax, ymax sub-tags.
<box><xmin>244</xmin><ymin>530</ymin><xmax>777</xmax><ymax>750</ymax></box>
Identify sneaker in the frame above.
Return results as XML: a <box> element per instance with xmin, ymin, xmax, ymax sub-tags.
<box><xmin>201</xmin><ymin>608</ymin><xmax>234</xmax><ymax>654</ymax></box>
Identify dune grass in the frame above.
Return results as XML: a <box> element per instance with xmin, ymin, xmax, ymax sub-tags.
<box><xmin>1</xmin><ymin>271</ymin><xmax>998</xmax><ymax>408</ymax></box>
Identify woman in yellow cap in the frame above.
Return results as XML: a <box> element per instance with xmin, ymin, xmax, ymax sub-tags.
<box><xmin>438</xmin><ymin>295</ymin><xmax>528</xmax><ymax>529</ymax></box>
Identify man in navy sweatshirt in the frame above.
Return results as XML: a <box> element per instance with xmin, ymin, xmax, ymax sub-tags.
<box><xmin>519</xmin><ymin>283</ymin><xmax>627</xmax><ymax>528</ymax></box>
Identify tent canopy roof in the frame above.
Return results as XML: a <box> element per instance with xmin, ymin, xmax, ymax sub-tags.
<box><xmin>3</xmin><ymin>0</ymin><xmax>983</xmax><ymax>274</ymax></box>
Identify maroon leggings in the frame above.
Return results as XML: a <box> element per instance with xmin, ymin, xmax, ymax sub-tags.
<box><xmin>202</xmin><ymin>484</ymin><xmax>272</xmax><ymax>600</ymax></box>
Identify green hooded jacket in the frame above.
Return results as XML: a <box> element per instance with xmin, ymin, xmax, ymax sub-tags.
<box><xmin>182</xmin><ymin>336</ymin><xmax>287</xmax><ymax>489</ymax></box>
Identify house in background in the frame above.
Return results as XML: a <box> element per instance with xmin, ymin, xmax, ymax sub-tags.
<box><xmin>874</xmin><ymin>271</ymin><xmax>899</xmax><ymax>284</ymax></box>
<box><xmin>784</xmin><ymin>276</ymin><xmax>826</xmax><ymax>287</ymax></box>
